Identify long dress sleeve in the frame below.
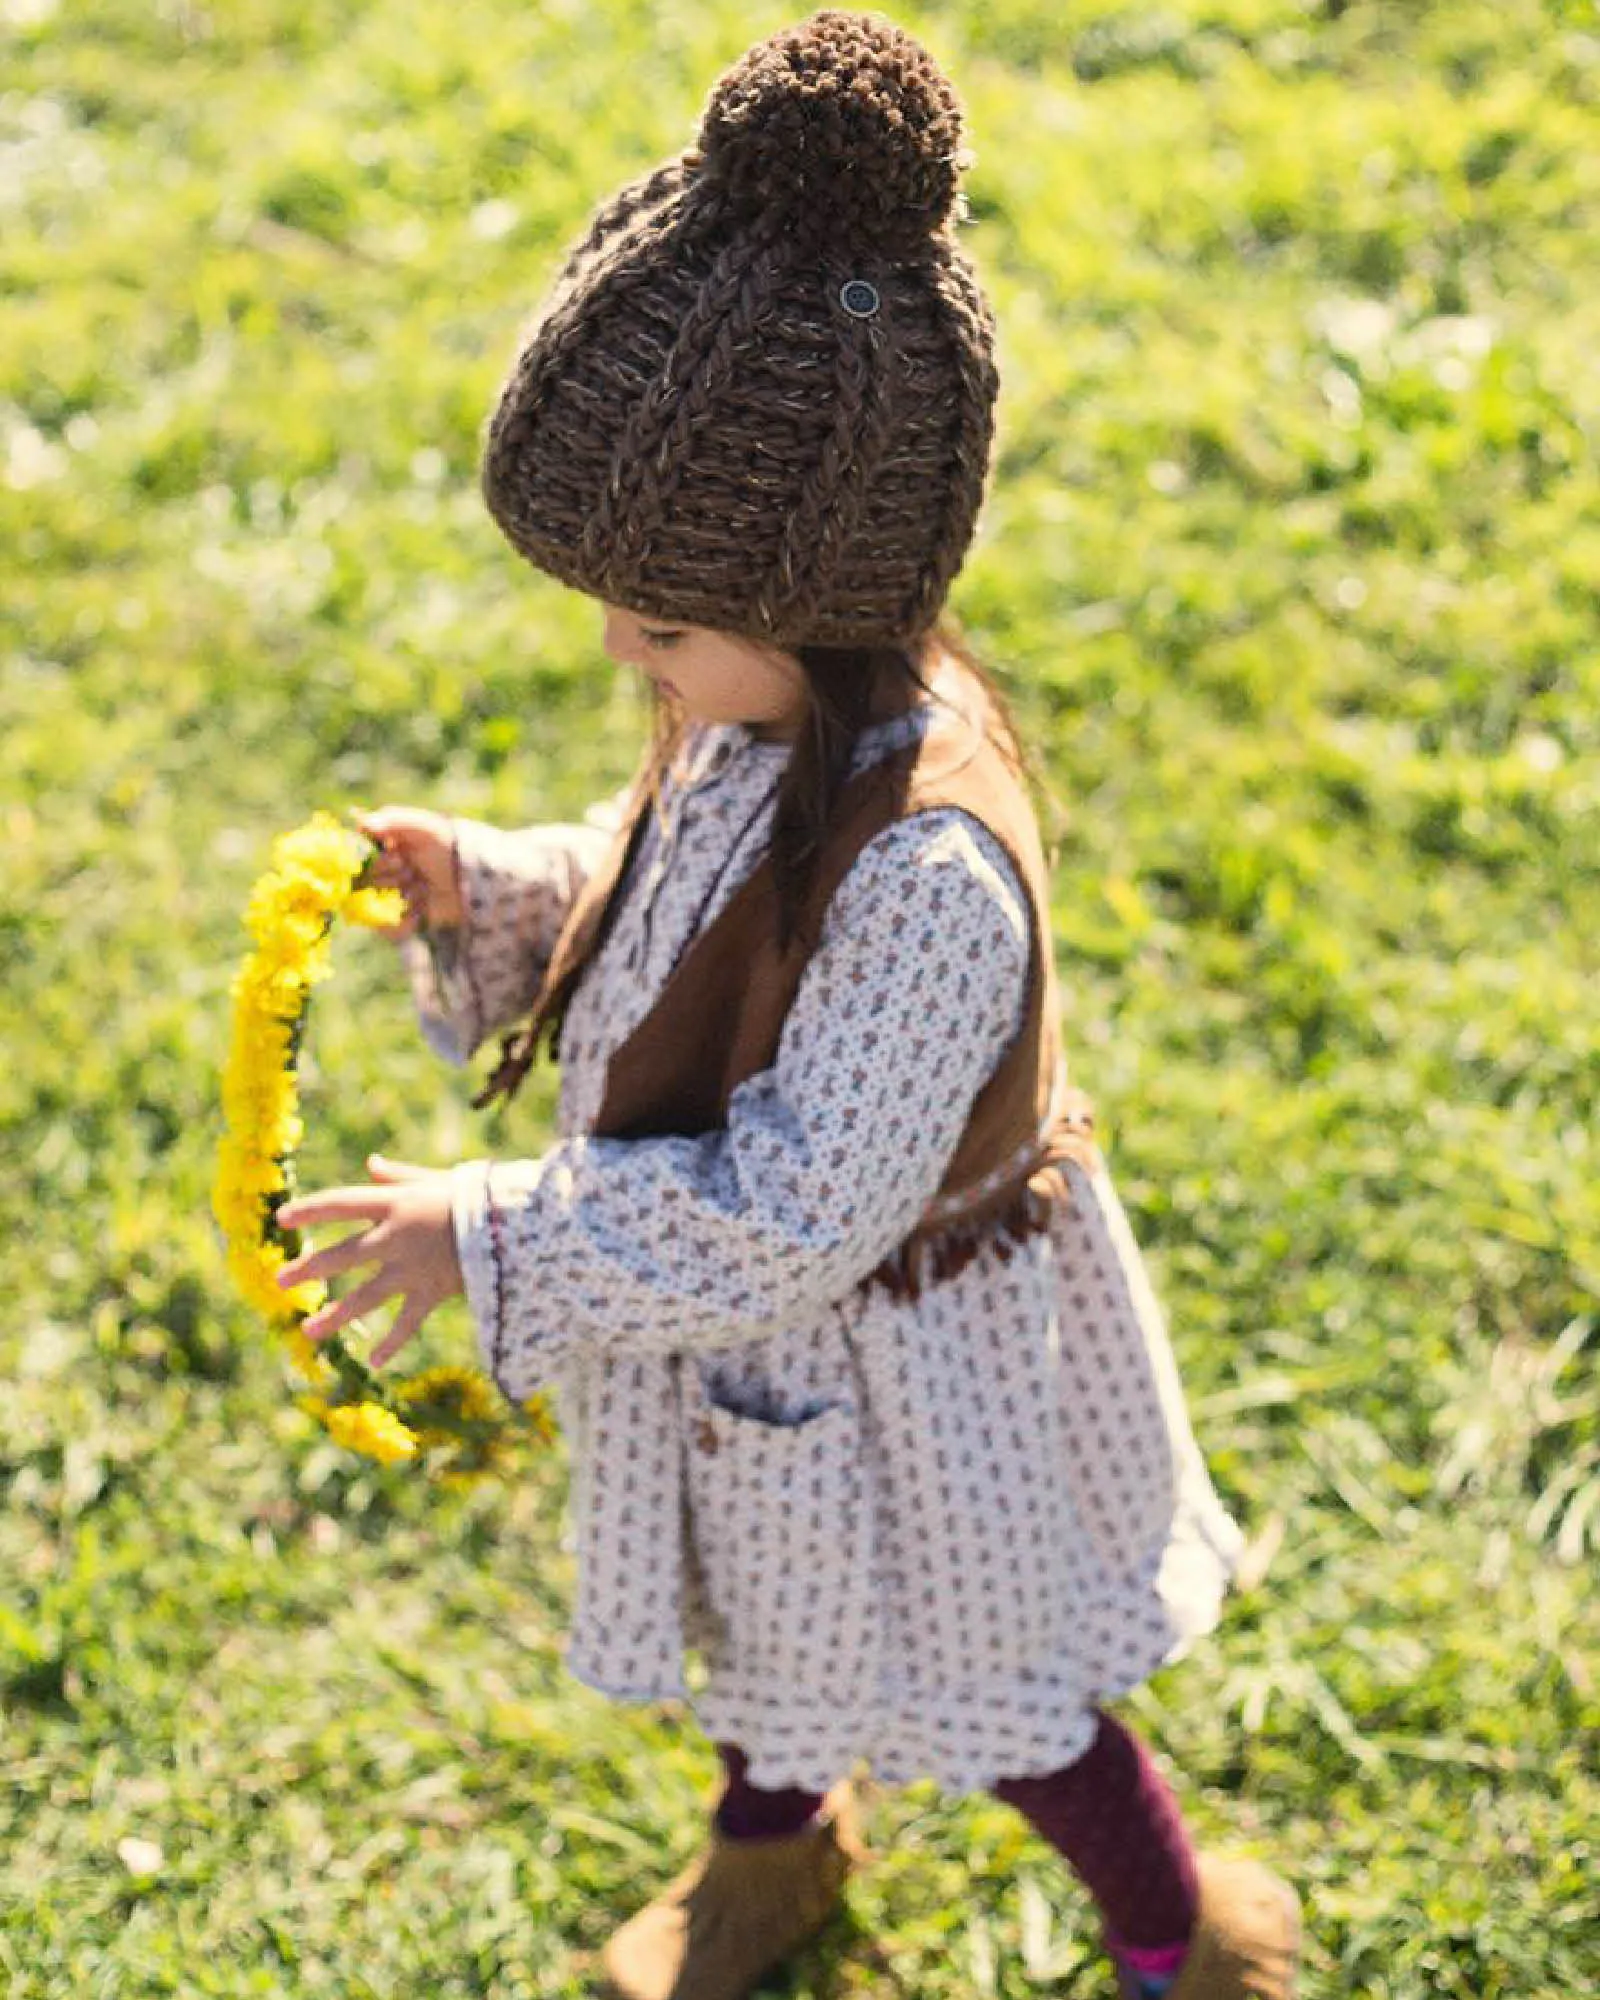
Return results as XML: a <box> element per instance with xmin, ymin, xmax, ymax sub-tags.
<box><xmin>402</xmin><ymin>788</ymin><xmax>631</xmax><ymax>1064</ymax></box>
<box><xmin>450</xmin><ymin>810</ymin><xmax>1032</xmax><ymax>1402</ymax></box>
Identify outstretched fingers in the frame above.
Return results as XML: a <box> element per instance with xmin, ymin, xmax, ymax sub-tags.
<box><xmin>303</xmin><ymin>1271</ymin><xmax>400</xmax><ymax>1341</ymax></box>
<box><xmin>369</xmin><ymin>1297</ymin><xmax>428</xmax><ymax>1369</ymax></box>
<box><xmin>278</xmin><ymin>1187</ymin><xmax>394</xmax><ymax>1231</ymax></box>
<box><xmin>276</xmin><ymin>1224</ymin><xmax>383</xmax><ymax>1294</ymax></box>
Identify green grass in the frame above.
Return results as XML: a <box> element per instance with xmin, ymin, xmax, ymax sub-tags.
<box><xmin>3</xmin><ymin>0</ymin><xmax>1598</xmax><ymax>1993</ymax></box>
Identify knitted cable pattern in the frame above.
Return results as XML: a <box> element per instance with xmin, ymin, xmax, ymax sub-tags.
<box><xmin>479</xmin><ymin>10</ymin><xmax>1001</xmax><ymax>650</ymax></box>
<box><xmin>577</xmin><ymin>230</ymin><xmax>784</xmax><ymax>594</ymax></box>
<box><xmin>761</xmin><ymin>278</ymin><xmax>895</xmax><ymax>635</ymax></box>
<box><xmin>482</xmin><ymin>162</ymin><xmax>695</xmax><ymax>525</ymax></box>
<box><xmin>901</xmin><ymin>236</ymin><xmax>1001</xmax><ymax>638</ymax></box>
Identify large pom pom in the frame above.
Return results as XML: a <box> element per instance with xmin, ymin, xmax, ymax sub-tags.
<box><xmin>695</xmin><ymin>10</ymin><xmax>966</xmax><ymax>257</ymax></box>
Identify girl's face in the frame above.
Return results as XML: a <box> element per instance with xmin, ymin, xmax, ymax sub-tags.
<box><xmin>601</xmin><ymin>603</ymin><xmax>809</xmax><ymax>743</ymax></box>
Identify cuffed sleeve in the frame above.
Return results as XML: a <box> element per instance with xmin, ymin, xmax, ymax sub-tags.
<box><xmin>403</xmin><ymin>799</ymin><xmax>626</xmax><ymax>1064</ymax></box>
<box><xmin>454</xmin><ymin>810</ymin><xmax>1034</xmax><ymax>1402</ymax></box>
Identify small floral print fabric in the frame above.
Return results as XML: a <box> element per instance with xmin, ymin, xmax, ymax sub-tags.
<box><xmin>405</xmin><ymin>684</ymin><xmax>1245</xmax><ymax>1793</ymax></box>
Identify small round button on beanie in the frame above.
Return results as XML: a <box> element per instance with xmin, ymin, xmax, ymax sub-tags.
<box><xmin>480</xmin><ymin>9</ymin><xmax>1000</xmax><ymax>649</ymax></box>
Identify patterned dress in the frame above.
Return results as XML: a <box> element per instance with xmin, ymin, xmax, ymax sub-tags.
<box><xmin>406</xmin><ymin>685</ymin><xmax>1245</xmax><ymax>1793</ymax></box>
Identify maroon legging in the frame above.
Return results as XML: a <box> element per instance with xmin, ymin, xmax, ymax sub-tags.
<box><xmin>715</xmin><ymin>1706</ymin><xmax>1199</xmax><ymax>1952</ymax></box>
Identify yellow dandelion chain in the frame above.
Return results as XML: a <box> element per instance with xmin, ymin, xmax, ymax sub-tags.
<box><xmin>211</xmin><ymin>812</ymin><xmax>556</xmax><ymax>1483</ymax></box>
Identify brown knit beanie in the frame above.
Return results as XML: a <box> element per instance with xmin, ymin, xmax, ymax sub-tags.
<box><xmin>480</xmin><ymin>9</ymin><xmax>1000</xmax><ymax>649</ymax></box>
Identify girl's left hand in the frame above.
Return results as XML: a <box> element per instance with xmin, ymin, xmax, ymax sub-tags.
<box><xmin>276</xmin><ymin>1155</ymin><xmax>464</xmax><ymax>1367</ymax></box>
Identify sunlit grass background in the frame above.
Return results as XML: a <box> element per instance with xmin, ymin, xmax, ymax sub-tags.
<box><xmin>3</xmin><ymin>1</ymin><xmax>1598</xmax><ymax>1993</ymax></box>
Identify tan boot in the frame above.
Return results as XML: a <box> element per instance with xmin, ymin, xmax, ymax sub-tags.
<box><xmin>596</xmin><ymin>1783</ymin><xmax>866</xmax><ymax>2000</ymax></box>
<box><xmin>1158</xmin><ymin>1853</ymin><xmax>1301</xmax><ymax>2000</ymax></box>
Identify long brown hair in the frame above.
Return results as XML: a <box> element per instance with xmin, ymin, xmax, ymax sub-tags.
<box><xmin>634</xmin><ymin>614</ymin><xmax>1054</xmax><ymax>953</ymax></box>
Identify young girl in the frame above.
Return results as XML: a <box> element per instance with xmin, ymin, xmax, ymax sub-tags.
<box><xmin>275</xmin><ymin>13</ymin><xmax>1302</xmax><ymax>1998</ymax></box>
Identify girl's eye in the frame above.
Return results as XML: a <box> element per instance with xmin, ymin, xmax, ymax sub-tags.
<box><xmin>642</xmin><ymin>629</ymin><xmax>683</xmax><ymax>650</ymax></box>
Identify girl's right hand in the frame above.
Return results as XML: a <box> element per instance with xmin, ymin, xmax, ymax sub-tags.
<box><xmin>355</xmin><ymin>808</ymin><xmax>464</xmax><ymax>938</ymax></box>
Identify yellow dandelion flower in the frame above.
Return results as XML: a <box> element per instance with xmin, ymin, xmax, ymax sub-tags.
<box><xmin>284</xmin><ymin>1326</ymin><xmax>338</xmax><ymax>1389</ymax></box>
<box><xmin>217</xmin><ymin>813</ymin><xmax>548</xmax><ymax>1485</ymax></box>
<box><xmin>521</xmin><ymin>1395</ymin><xmax>558</xmax><ymax>1444</ymax></box>
<box><xmin>345</xmin><ymin>884</ymin><xmax>406</xmax><ymax>931</ymax></box>
<box><xmin>395</xmin><ymin>1365</ymin><xmax>501</xmax><ymax>1426</ymax></box>
<box><xmin>320</xmin><ymin>1401</ymin><xmax>420</xmax><ymax>1465</ymax></box>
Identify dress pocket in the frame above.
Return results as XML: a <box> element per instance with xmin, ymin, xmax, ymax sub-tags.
<box><xmin>683</xmin><ymin>1388</ymin><xmax>878</xmax><ymax>1701</ymax></box>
